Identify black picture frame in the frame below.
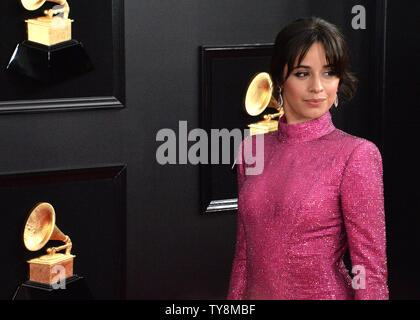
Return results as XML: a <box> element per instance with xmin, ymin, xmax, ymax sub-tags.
<box><xmin>0</xmin><ymin>0</ymin><xmax>125</xmax><ymax>114</ymax></box>
<box><xmin>199</xmin><ymin>44</ymin><xmax>274</xmax><ymax>214</ymax></box>
<box><xmin>0</xmin><ymin>164</ymin><xmax>127</xmax><ymax>299</ymax></box>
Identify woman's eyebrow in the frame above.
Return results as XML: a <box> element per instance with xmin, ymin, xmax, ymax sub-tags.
<box><xmin>292</xmin><ymin>64</ymin><xmax>333</xmax><ymax>70</ymax></box>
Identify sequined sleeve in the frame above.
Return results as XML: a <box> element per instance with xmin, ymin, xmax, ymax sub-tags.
<box><xmin>340</xmin><ymin>140</ymin><xmax>389</xmax><ymax>300</ymax></box>
<box><xmin>227</xmin><ymin>141</ymin><xmax>247</xmax><ymax>300</ymax></box>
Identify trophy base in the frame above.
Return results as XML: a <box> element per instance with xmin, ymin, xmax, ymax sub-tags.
<box><xmin>248</xmin><ymin>119</ymin><xmax>279</xmax><ymax>136</ymax></box>
<box><xmin>12</xmin><ymin>275</ymin><xmax>93</xmax><ymax>300</ymax></box>
<box><xmin>6</xmin><ymin>39</ymin><xmax>93</xmax><ymax>83</ymax></box>
<box><xmin>27</xmin><ymin>253</ymin><xmax>75</xmax><ymax>284</ymax></box>
<box><xmin>26</xmin><ymin>17</ymin><xmax>74</xmax><ymax>46</ymax></box>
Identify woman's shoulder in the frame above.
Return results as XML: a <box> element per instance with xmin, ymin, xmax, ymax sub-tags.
<box><xmin>331</xmin><ymin>128</ymin><xmax>382</xmax><ymax>158</ymax></box>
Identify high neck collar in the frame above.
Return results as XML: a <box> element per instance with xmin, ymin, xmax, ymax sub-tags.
<box><xmin>277</xmin><ymin>110</ymin><xmax>336</xmax><ymax>143</ymax></box>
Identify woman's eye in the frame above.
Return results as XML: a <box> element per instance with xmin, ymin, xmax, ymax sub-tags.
<box><xmin>294</xmin><ymin>71</ymin><xmax>336</xmax><ymax>78</ymax></box>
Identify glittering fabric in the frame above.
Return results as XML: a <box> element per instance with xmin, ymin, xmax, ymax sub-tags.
<box><xmin>227</xmin><ymin>110</ymin><xmax>389</xmax><ymax>300</ymax></box>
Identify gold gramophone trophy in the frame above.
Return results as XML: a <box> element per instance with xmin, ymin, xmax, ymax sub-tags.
<box><xmin>244</xmin><ymin>72</ymin><xmax>285</xmax><ymax>136</ymax></box>
<box><xmin>7</xmin><ymin>0</ymin><xmax>93</xmax><ymax>82</ymax></box>
<box><xmin>23</xmin><ymin>0</ymin><xmax>73</xmax><ymax>46</ymax></box>
<box><xmin>23</xmin><ymin>202</ymin><xmax>75</xmax><ymax>285</ymax></box>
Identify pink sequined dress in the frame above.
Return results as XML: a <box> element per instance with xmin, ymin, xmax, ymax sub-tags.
<box><xmin>227</xmin><ymin>110</ymin><xmax>389</xmax><ymax>300</ymax></box>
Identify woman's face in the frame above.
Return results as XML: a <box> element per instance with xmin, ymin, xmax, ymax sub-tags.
<box><xmin>281</xmin><ymin>42</ymin><xmax>340</xmax><ymax>124</ymax></box>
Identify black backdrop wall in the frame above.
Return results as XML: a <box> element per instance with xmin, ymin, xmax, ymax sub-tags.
<box><xmin>0</xmin><ymin>0</ymin><xmax>418</xmax><ymax>299</ymax></box>
<box><xmin>383</xmin><ymin>0</ymin><xmax>420</xmax><ymax>299</ymax></box>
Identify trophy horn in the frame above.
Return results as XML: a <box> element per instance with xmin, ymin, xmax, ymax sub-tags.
<box><xmin>23</xmin><ymin>202</ymin><xmax>72</xmax><ymax>255</ymax></box>
<box><xmin>244</xmin><ymin>72</ymin><xmax>279</xmax><ymax>116</ymax></box>
<box><xmin>21</xmin><ymin>0</ymin><xmax>70</xmax><ymax>19</ymax></box>
<box><xmin>244</xmin><ymin>72</ymin><xmax>284</xmax><ymax>135</ymax></box>
<box><xmin>21</xmin><ymin>0</ymin><xmax>47</xmax><ymax>11</ymax></box>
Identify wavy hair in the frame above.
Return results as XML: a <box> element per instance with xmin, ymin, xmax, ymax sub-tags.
<box><xmin>270</xmin><ymin>17</ymin><xmax>358</xmax><ymax>103</ymax></box>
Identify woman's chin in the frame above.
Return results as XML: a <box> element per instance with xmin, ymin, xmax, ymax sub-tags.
<box><xmin>284</xmin><ymin>105</ymin><xmax>331</xmax><ymax>124</ymax></box>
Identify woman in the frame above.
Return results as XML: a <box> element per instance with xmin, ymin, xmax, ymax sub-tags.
<box><xmin>227</xmin><ymin>17</ymin><xmax>389</xmax><ymax>300</ymax></box>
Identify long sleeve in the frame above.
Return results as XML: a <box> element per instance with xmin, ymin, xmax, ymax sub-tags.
<box><xmin>227</xmin><ymin>141</ymin><xmax>247</xmax><ymax>299</ymax></box>
<box><xmin>340</xmin><ymin>140</ymin><xmax>389</xmax><ymax>300</ymax></box>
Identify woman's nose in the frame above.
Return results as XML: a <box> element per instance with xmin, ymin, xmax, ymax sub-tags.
<box><xmin>310</xmin><ymin>76</ymin><xmax>324</xmax><ymax>93</ymax></box>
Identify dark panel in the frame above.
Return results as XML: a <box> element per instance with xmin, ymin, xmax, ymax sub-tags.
<box><xmin>383</xmin><ymin>0</ymin><xmax>420</xmax><ymax>299</ymax></box>
<box><xmin>200</xmin><ymin>45</ymin><xmax>273</xmax><ymax>213</ymax></box>
<box><xmin>0</xmin><ymin>0</ymin><xmax>125</xmax><ymax>113</ymax></box>
<box><xmin>0</xmin><ymin>165</ymin><xmax>126</xmax><ymax>299</ymax></box>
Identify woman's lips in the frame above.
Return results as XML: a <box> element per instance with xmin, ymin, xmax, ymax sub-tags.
<box><xmin>305</xmin><ymin>99</ymin><xmax>326</xmax><ymax>107</ymax></box>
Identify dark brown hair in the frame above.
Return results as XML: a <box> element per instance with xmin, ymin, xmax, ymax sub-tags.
<box><xmin>270</xmin><ymin>17</ymin><xmax>358</xmax><ymax>103</ymax></box>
